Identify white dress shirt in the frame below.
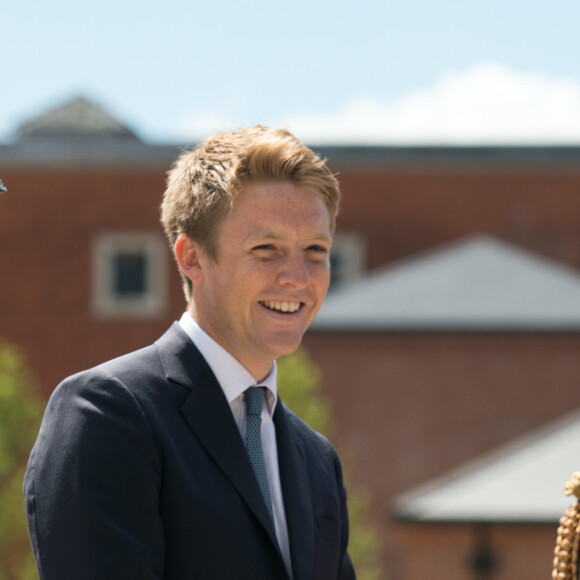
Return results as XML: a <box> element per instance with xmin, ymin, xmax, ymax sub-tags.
<box><xmin>179</xmin><ymin>313</ymin><xmax>292</xmax><ymax>577</ymax></box>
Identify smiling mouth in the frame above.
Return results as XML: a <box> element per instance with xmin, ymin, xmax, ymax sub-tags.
<box><xmin>260</xmin><ymin>300</ymin><xmax>302</xmax><ymax>313</ymax></box>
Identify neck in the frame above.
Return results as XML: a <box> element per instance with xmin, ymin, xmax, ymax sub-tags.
<box><xmin>186</xmin><ymin>306</ymin><xmax>274</xmax><ymax>383</ymax></box>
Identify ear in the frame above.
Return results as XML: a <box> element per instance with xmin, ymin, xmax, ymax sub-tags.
<box><xmin>174</xmin><ymin>235</ymin><xmax>205</xmax><ymax>284</ymax></box>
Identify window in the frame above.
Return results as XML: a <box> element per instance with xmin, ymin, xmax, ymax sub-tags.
<box><xmin>93</xmin><ymin>232</ymin><xmax>168</xmax><ymax>319</ymax></box>
<box><xmin>113</xmin><ymin>252</ymin><xmax>147</xmax><ymax>297</ymax></box>
<box><xmin>330</xmin><ymin>232</ymin><xmax>365</xmax><ymax>288</ymax></box>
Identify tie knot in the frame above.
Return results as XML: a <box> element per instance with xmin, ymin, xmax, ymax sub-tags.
<box><xmin>245</xmin><ymin>387</ymin><xmax>265</xmax><ymax>417</ymax></box>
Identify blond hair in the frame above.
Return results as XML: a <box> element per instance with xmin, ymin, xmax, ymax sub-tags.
<box><xmin>160</xmin><ymin>126</ymin><xmax>340</xmax><ymax>300</ymax></box>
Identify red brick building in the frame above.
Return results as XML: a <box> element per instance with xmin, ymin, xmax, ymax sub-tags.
<box><xmin>3</xmin><ymin>96</ymin><xmax>580</xmax><ymax>579</ymax></box>
<box><xmin>306</xmin><ymin>235</ymin><xmax>580</xmax><ymax>579</ymax></box>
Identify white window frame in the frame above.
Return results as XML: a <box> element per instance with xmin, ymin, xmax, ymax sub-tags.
<box><xmin>330</xmin><ymin>232</ymin><xmax>366</xmax><ymax>287</ymax></box>
<box><xmin>92</xmin><ymin>232</ymin><xmax>168</xmax><ymax>319</ymax></box>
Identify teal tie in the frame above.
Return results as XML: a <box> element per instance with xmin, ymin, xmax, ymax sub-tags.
<box><xmin>244</xmin><ymin>387</ymin><xmax>274</xmax><ymax>522</ymax></box>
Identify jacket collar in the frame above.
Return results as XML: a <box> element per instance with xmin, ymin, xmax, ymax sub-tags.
<box><xmin>154</xmin><ymin>323</ymin><xmax>316</xmax><ymax>580</ymax></box>
<box><xmin>154</xmin><ymin>324</ymin><xmax>291</xmax><ymax>571</ymax></box>
<box><xmin>274</xmin><ymin>404</ymin><xmax>315</xmax><ymax>580</ymax></box>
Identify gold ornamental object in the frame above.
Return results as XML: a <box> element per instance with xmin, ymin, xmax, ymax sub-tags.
<box><xmin>553</xmin><ymin>473</ymin><xmax>580</xmax><ymax>579</ymax></box>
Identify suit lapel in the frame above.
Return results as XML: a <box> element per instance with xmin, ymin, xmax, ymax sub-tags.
<box><xmin>274</xmin><ymin>402</ymin><xmax>315</xmax><ymax>580</ymax></box>
<box><xmin>155</xmin><ymin>324</ymin><xmax>280</xmax><ymax>553</ymax></box>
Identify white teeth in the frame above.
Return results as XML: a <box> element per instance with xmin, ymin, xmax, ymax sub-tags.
<box><xmin>261</xmin><ymin>301</ymin><xmax>300</xmax><ymax>313</ymax></box>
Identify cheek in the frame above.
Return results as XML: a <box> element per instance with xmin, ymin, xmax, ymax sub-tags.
<box><xmin>246</xmin><ymin>262</ymin><xmax>280</xmax><ymax>290</ymax></box>
<box><xmin>228</xmin><ymin>276</ymin><xmax>260</xmax><ymax>308</ymax></box>
<box><xmin>311</xmin><ymin>263</ymin><xmax>331</xmax><ymax>289</ymax></box>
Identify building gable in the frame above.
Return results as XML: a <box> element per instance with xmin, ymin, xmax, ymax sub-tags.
<box><xmin>313</xmin><ymin>235</ymin><xmax>580</xmax><ymax>331</ymax></box>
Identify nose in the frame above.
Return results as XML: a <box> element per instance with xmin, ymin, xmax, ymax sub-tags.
<box><xmin>277</xmin><ymin>252</ymin><xmax>310</xmax><ymax>288</ymax></box>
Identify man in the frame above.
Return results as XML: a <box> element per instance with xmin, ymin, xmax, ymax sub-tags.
<box><xmin>24</xmin><ymin>126</ymin><xmax>355</xmax><ymax>579</ymax></box>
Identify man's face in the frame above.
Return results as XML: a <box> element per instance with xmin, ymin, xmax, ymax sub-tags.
<box><xmin>187</xmin><ymin>180</ymin><xmax>332</xmax><ymax>380</ymax></box>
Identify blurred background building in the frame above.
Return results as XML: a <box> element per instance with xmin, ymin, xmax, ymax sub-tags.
<box><xmin>3</xmin><ymin>96</ymin><xmax>580</xmax><ymax>579</ymax></box>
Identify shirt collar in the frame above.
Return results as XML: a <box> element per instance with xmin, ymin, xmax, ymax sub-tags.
<box><xmin>178</xmin><ymin>312</ymin><xmax>278</xmax><ymax>413</ymax></box>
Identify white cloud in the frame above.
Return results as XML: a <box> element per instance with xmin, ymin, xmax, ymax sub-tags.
<box><xmin>286</xmin><ymin>63</ymin><xmax>580</xmax><ymax>145</ymax></box>
<box><xmin>173</xmin><ymin>111</ymin><xmax>235</xmax><ymax>142</ymax></box>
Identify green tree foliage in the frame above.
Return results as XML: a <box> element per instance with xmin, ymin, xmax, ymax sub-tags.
<box><xmin>277</xmin><ymin>349</ymin><xmax>384</xmax><ymax>580</ymax></box>
<box><xmin>0</xmin><ymin>342</ymin><xmax>43</xmax><ymax>580</ymax></box>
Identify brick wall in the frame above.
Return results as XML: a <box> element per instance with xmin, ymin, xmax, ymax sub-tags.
<box><xmin>392</xmin><ymin>523</ymin><xmax>556</xmax><ymax>580</ymax></box>
<box><xmin>0</xmin><ymin>168</ymin><xmax>184</xmax><ymax>395</ymax></box>
<box><xmin>335</xmin><ymin>169</ymin><xmax>580</xmax><ymax>272</ymax></box>
<box><xmin>302</xmin><ymin>331</ymin><xmax>580</xmax><ymax>578</ymax></box>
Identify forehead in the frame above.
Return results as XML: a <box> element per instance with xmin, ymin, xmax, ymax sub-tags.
<box><xmin>226</xmin><ymin>180</ymin><xmax>331</xmax><ymax>237</ymax></box>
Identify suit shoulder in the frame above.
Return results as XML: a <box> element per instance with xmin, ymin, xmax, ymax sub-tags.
<box><xmin>57</xmin><ymin>323</ymin><xmax>189</xmax><ymax>392</ymax></box>
<box><xmin>49</xmin><ymin>342</ymin><xmax>170</xmax><ymax>414</ymax></box>
<box><xmin>283</xmin><ymin>405</ymin><xmax>337</xmax><ymax>455</ymax></box>
<box><xmin>62</xmin><ymin>343</ymin><xmax>159</xmax><ymax>386</ymax></box>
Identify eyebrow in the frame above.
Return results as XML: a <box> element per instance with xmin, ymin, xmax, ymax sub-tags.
<box><xmin>244</xmin><ymin>231</ymin><xmax>333</xmax><ymax>245</ymax></box>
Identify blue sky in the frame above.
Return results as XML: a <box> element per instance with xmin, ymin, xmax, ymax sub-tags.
<box><xmin>3</xmin><ymin>0</ymin><xmax>580</xmax><ymax>144</ymax></box>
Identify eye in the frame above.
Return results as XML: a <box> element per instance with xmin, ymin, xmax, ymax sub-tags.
<box><xmin>307</xmin><ymin>244</ymin><xmax>330</xmax><ymax>253</ymax></box>
<box><xmin>251</xmin><ymin>244</ymin><xmax>280</xmax><ymax>258</ymax></box>
<box><xmin>306</xmin><ymin>244</ymin><xmax>330</xmax><ymax>261</ymax></box>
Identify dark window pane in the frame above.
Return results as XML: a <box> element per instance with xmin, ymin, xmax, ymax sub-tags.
<box><xmin>113</xmin><ymin>252</ymin><xmax>147</xmax><ymax>296</ymax></box>
<box><xmin>329</xmin><ymin>251</ymin><xmax>343</xmax><ymax>288</ymax></box>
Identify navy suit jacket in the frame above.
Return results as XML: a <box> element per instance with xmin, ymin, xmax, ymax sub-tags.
<box><xmin>24</xmin><ymin>323</ymin><xmax>355</xmax><ymax>579</ymax></box>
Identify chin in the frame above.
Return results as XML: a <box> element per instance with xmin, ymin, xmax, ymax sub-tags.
<box><xmin>258</xmin><ymin>328</ymin><xmax>307</xmax><ymax>359</ymax></box>
<box><xmin>271</xmin><ymin>339</ymin><xmax>304</xmax><ymax>359</ymax></box>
